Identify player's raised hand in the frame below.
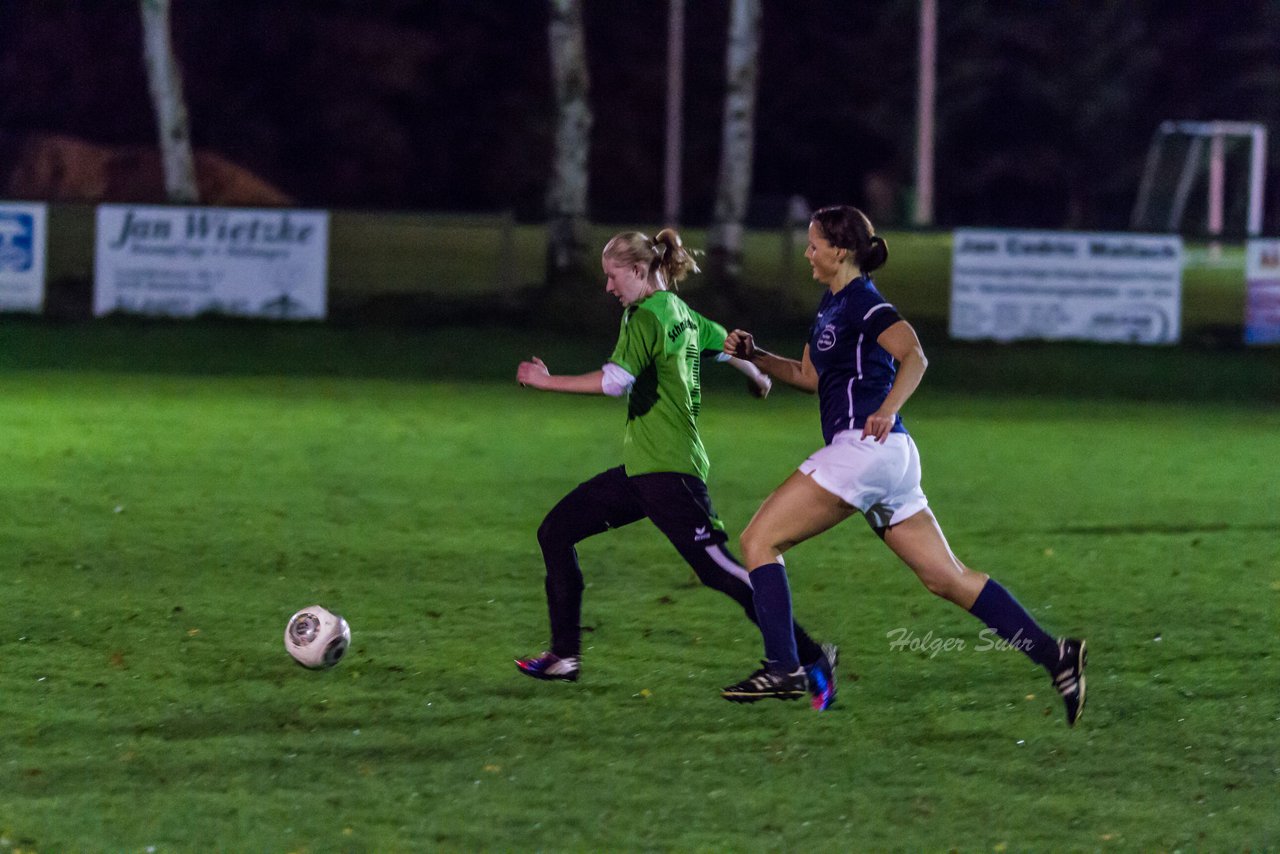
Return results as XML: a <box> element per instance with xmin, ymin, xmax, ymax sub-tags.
<box><xmin>517</xmin><ymin>356</ymin><xmax>550</xmax><ymax>389</ymax></box>
<box><xmin>724</xmin><ymin>329</ymin><xmax>755</xmax><ymax>360</ymax></box>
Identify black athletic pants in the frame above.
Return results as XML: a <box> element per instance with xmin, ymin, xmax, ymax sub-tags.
<box><xmin>536</xmin><ymin>466</ymin><xmax>824</xmax><ymax>664</ymax></box>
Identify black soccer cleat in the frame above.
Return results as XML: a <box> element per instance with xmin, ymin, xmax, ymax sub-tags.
<box><xmin>1050</xmin><ymin>638</ymin><xmax>1087</xmax><ymax>727</ymax></box>
<box><xmin>515</xmin><ymin>651</ymin><xmax>580</xmax><ymax>682</ymax></box>
<box><xmin>721</xmin><ymin>662</ymin><xmax>808</xmax><ymax>703</ymax></box>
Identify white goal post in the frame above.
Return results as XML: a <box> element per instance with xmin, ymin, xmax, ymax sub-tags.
<box><xmin>1131</xmin><ymin>120</ymin><xmax>1268</xmax><ymax>237</ymax></box>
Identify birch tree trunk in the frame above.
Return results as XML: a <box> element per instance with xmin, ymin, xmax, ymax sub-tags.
<box><xmin>140</xmin><ymin>0</ymin><xmax>198</xmax><ymax>203</ymax></box>
<box><xmin>708</xmin><ymin>0</ymin><xmax>761</xmax><ymax>286</ymax></box>
<box><xmin>545</xmin><ymin>0</ymin><xmax>592</xmax><ymax>284</ymax></box>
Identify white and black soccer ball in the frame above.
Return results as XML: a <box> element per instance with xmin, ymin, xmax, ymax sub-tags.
<box><xmin>284</xmin><ymin>605</ymin><xmax>351</xmax><ymax>670</ymax></box>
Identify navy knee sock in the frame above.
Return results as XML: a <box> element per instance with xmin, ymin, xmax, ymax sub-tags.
<box><xmin>750</xmin><ymin>563</ymin><xmax>799</xmax><ymax>670</ymax></box>
<box><xmin>968</xmin><ymin>579</ymin><xmax>1058</xmax><ymax>669</ymax></box>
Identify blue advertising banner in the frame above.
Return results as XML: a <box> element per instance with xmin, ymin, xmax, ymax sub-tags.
<box><xmin>0</xmin><ymin>201</ymin><xmax>48</xmax><ymax>312</ymax></box>
<box><xmin>1245</xmin><ymin>240</ymin><xmax>1280</xmax><ymax>345</ymax></box>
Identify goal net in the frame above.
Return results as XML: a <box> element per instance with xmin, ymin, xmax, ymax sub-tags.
<box><xmin>1130</xmin><ymin>120</ymin><xmax>1267</xmax><ymax>239</ymax></box>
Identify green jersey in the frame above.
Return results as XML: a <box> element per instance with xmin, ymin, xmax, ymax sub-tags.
<box><xmin>607</xmin><ymin>291</ymin><xmax>727</xmax><ymax>480</ymax></box>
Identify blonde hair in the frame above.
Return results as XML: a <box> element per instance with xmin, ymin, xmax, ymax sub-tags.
<box><xmin>601</xmin><ymin>227</ymin><xmax>701</xmax><ymax>290</ymax></box>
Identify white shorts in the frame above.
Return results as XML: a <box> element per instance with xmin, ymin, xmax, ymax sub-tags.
<box><xmin>798</xmin><ymin>430</ymin><xmax>929</xmax><ymax>529</ymax></box>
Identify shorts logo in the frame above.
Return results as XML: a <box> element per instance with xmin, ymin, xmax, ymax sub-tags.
<box><xmin>693</xmin><ymin>525</ymin><xmax>710</xmax><ymax>542</ymax></box>
<box><xmin>816</xmin><ymin>323</ymin><xmax>837</xmax><ymax>351</ymax></box>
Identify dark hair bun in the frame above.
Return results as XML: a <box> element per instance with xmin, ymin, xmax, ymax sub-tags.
<box><xmin>864</xmin><ymin>234</ymin><xmax>889</xmax><ymax>273</ymax></box>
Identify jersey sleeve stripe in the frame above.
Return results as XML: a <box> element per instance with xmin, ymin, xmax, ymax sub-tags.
<box><xmin>863</xmin><ymin>303</ymin><xmax>904</xmax><ymax>342</ymax></box>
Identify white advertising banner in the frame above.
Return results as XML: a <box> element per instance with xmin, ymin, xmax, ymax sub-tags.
<box><xmin>94</xmin><ymin>205</ymin><xmax>328</xmax><ymax>319</ymax></box>
<box><xmin>1244</xmin><ymin>239</ymin><xmax>1280</xmax><ymax>345</ymax></box>
<box><xmin>0</xmin><ymin>201</ymin><xmax>48</xmax><ymax>313</ymax></box>
<box><xmin>950</xmin><ymin>228</ymin><xmax>1183</xmax><ymax>344</ymax></box>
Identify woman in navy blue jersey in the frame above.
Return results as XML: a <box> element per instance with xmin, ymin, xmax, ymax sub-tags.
<box><xmin>718</xmin><ymin>205</ymin><xmax>1087</xmax><ymax>727</ymax></box>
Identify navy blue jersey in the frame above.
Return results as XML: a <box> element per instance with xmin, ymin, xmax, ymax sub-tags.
<box><xmin>808</xmin><ymin>276</ymin><xmax>908</xmax><ymax>444</ymax></box>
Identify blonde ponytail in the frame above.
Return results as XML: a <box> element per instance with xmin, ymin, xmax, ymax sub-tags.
<box><xmin>602</xmin><ymin>227</ymin><xmax>703</xmax><ymax>290</ymax></box>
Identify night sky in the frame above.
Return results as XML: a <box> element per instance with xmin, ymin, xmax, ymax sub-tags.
<box><xmin>1</xmin><ymin>0</ymin><xmax>1277</xmax><ymax>231</ymax></box>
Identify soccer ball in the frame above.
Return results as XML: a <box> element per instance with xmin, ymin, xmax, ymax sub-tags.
<box><xmin>284</xmin><ymin>605</ymin><xmax>351</xmax><ymax>670</ymax></box>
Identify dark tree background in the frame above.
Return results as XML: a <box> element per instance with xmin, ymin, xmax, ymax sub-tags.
<box><xmin>1</xmin><ymin>0</ymin><xmax>1277</xmax><ymax>231</ymax></box>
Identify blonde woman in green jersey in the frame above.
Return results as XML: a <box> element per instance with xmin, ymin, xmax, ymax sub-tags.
<box><xmin>514</xmin><ymin>228</ymin><xmax>838</xmax><ymax>708</ymax></box>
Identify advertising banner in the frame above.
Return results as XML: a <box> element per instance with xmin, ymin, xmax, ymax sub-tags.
<box><xmin>94</xmin><ymin>205</ymin><xmax>328</xmax><ymax>319</ymax></box>
<box><xmin>1244</xmin><ymin>239</ymin><xmax>1280</xmax><ymax>345</ymax></box>
<box><xmin>950</xmin><ymin>228</ymin><xmax>1183</xmax><ymax>344</ymax></box>
<box><xmin>0</xmin><ymin>201</ymin><xmax>48</xmax><ymax>313</ymax></box>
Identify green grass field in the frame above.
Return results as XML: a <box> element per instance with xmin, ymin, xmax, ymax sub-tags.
<box><xmin>0</xmin><ymin>319</ymin><xmax>1276</xmax><ymax>851</ymax></box>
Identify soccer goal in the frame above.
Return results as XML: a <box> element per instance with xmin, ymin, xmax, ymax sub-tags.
<box><xmin>1130</xmin><ymin>120</ymin><xmax>1268</xmax><ymax>238</ymax></box>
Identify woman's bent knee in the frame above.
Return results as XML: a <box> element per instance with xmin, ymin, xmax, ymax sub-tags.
<box><xmin>739</xmin><ymin>525</ymin><xmax>780</xmax><ymax>568</ymax></box>
<box><xmin>919</xmin><ymin>572</ymin><xmax>954</xmax><ymax>599</ymax></box>
<box><xmin>919</xmin><ymin>566</ymin><xmax>986</xmax><ymax>605</ymax></box>
<box><xmin>537</xmin><ymin>513</ymin><xmax>568</xmax><ymax>552</ymax></box>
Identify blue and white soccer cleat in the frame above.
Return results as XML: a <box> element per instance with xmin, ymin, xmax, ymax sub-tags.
<box><xmin>515</xmin><ymin>651</ymin><xmax>580</xmax><ymax>682</ymax></box>
<box><xmin>806</xmin><ymin>642</ymin><xmax>839</xmax><ymax>711</ymax></box>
